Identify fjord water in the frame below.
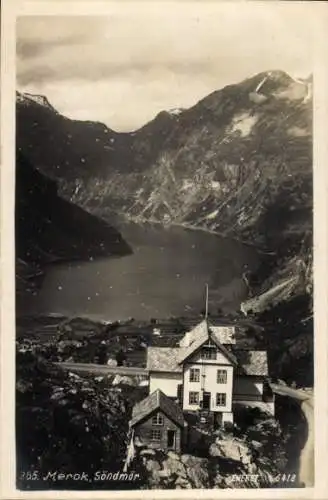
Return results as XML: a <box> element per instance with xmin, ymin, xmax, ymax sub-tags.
<box><xmin>22</xmin><ymin>221</ymin><xmax>260</xmax><ymax>321</ymax></box>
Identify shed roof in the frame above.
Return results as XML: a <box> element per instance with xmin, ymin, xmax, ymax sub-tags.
<box><xmin>130</xmin><ymin>389</ymin><xmax>185</xmax><ymax>428</ymax></box>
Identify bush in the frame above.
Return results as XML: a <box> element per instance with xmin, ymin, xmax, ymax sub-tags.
<box><xmin>16</xmin><ymin>353</ymin><xmax>134</xmax><ymax>490</ymax></box>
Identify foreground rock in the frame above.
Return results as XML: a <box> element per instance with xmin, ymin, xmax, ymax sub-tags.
<box><xmin>16</xmin><ymin>352</ymin><xmax>136</xmax><ymax>490</ymax></box>
<box><xmin>138</xmin><ymin>449</ymin><xmax>210</xmax><ymax>489</ymax></box>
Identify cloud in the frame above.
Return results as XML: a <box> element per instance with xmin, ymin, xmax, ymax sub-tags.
<box><xmin>16</xmin><ymin>4</ymin><xmax>314</xmax><ymax>131</ymax></box>
<box><xmin>17</xmin><ymin>34</ymin><xmax>88</xmax><ymax>60</ymax></box>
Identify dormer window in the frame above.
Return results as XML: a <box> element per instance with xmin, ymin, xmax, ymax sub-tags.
<box><xmin>201</xmin><ymin>338</ymin><xmax>217</xmax><ymax>360</ymax></box>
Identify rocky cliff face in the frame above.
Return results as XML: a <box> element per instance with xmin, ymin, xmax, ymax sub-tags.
<box><xmin>16</xmin><ymin>353</ymin><xmax>137</xmax><ymax>490</ymax></box>
<box><xmin>15</xmin><ymin>152</ymin><xmax>132</xmax><ymax>296</ymax></box>
<box><xmin>17</xmin><ymin>71</ymin><xmax>312</xmax><ymax>248</ymax></box>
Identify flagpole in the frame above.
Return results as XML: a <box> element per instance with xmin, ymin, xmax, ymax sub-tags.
<box><xmin>205</xmin><ymin>283</ymin><xmax>209</xmax><ymax>320</ymax></box>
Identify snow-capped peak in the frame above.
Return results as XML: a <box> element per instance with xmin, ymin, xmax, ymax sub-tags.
<box><xmin>167</xmin><ymin>107</ymin><xmax>184</xmax><ymax>116</ymax></box>
<box><xmin>16</xmin><ymin>91</ymin><xmax>56</xmax><ymax>112</ymax></box>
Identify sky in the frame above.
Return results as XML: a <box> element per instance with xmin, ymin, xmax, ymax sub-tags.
<box><xmin>16</xmin><ymin>2</ymin><xmax>314</xmax><ymax>131</ymax></box>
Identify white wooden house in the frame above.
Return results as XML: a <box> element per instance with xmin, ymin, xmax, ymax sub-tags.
<box><xmin>147</xmin><ymin>319</ymin><xmax>274</xmax><ymax>426</ymax></box>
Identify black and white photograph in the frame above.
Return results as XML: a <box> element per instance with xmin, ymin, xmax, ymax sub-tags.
<box><xmin>2</xmin><ymin>0</ymin><xmax>324</xmax><ymax>495</ymax></box>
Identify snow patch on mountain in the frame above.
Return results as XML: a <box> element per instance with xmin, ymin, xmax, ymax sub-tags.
<box><xmin>206</xmin><ymin>209</ymin><xmax>219</xmax><ymax>220</ymax></box>
<box><xmin>231</xmin><ymin>112</ymin><xmax>257</xmax><ymax>137</ymax></box>
<box><xmin>167</xmin><ymin>108</ymin><xmax>184</xmax><ymax>116</ymax></box>
<box><xmin>16</xmin><ymin>91</ymin><xmax>56</xmax><ymax>112</ymax></box>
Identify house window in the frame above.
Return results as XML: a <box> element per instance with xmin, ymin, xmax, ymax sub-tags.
<box><xmin>150</xmin><ymin>429</ymin><xmax>162</xmax><ymax>441</ymax></box>
<box><xmin>189</xmin><ymin>368</ymin><xmax>200</xmax><ymax>382</ymax></box>
<box><xmin>152</xmin><ymin>413</ymin><xmax>164</xmax><ymax>426</ymax></box>
<box><xmin>216</xmin><ymin>393</ymin><xmax>226</xmax><ymax>406</ymax></box>
<box><xmin>217</xmin><ymin>369</ymin><xmax>227</xmax><ymax>384</ymax></box>
<box><xmin>189</xmin><ymin>391</ymin><xmax>199</xmax><ymax>405</ymax></box>
<box><xmin>201</xmin><ymin>347</ymin><xmax>217</xmax><ymax>360</ymax></box>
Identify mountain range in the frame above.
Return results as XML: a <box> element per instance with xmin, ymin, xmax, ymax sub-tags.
<box><xmin>17</xmin><ymin>69</ymin><xmax>312</xmax><ymax>274</ymax></box>
<box><xmin>17</xmin><ymin>70</ymin><xmax>313</xmax><ymax>289</ymax></box>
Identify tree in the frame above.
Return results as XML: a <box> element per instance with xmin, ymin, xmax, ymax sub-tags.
<box><xmin>16</xmin><ymin>352</ymin><xmax>132</xmax><ymax>490</ymax></box>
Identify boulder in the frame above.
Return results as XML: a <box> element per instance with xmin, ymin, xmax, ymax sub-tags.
<box><xmin>175</xmin><ymin>476</ymin><xmax>192</xmax><ymax>489</ymax></box>
<box><xmin>186</xmin><ymin>459</ymin><xmax>209</xmax><ymax>488</ymax></box>
<box><xmin>246</xmin><ymin>462</ymin><xmax>258</xmax><ymax>474</ymax></box>
<box><xmin>251</xmin><ymin>439</ymin><xmax>263</xmax><ymax>450</ymax></box>
<box><xmin>162</xmin><ymin>458</ymin><xmax>186</xmax><ymax>477</ymax></box>
<box><xmin>157</xmin><ymin>469</ymin><xmax>171</xmax><ymax>478</ymax></box>
<box><xmin>145</xmin><ymin>459</ymin><xmax>161</xmax><ymax>473</ymax></box>
<box><xmin>181</xmin><ymin>454</ymin><xmax>190</xmax><ymax>465</ymax></box>
<box><xmin>181</xmin><ymin>454</ymin><xmax>204</xmax><ymax>467</ymax></box>
<box><xmin>112</xmin><ymin>375</ymin><xmax>135</xmax><ymax>386</ymax></box>
<box><xmin>167</xmin><ymin>451</ymin><xmax>180</xmax><ymax>461</ymax></box>
<box><xmin>240</xmin><ymin>450</ymin><xmax>252</xmax><ymax>465</ymax></box>
<box><xmin>140</xmin><ymin>448</ymin><xmax>156</xmax><ymax>456</ymax></box>
<box><xmin>210</xmin><ymin>436</ymin><xmax>251</xmax><ymax>463</ymax></box>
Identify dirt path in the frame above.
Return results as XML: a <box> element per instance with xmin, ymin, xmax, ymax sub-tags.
<box><xmin>56</xmin><ymin>361</ymin><xmax>148</xmax><ymax>377</ymax></box>
<box><xmin>299</xmin><ymin>398</ymin><xmax>314</xmax><ymax>487</ymax></box>
<box><xmin>270</xmin><ymin>384</ymin><xmax>314</xmax><ymax>486</ymax></box>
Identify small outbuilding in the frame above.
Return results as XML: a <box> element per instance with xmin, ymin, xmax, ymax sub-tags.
<box><xmin>129</xmin><ymin>389</ymin><xmax>186</xmax><ymax>453</ymax></box>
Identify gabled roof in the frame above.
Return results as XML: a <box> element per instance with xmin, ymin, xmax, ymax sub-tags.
<box><xmin>178</xmin><ymin>319</ymin><xmax>208</xmax><ymax>347</ymax></box>
<box><xmin>147</xmin><ymin>346</ymin><xmax>268</xmax><ymax>376</ymax></box>
<box><xmin>178</xmin><ymin>320</ymin><xmax>236</xmax><ymax>349</ymax></box>
<box><xmin>179</xmin><ymin>320</ymin><xmax>236</xmax><ymax>347</ymax></box>
<box><xmin>210</xmin><ymin>325</ymin><xmax>236</xmax><ymax>345</ymax></box>
<box><xmin>147</xmin><ymin>321</ymin><xmax>268</xmax><ymax>376</ymax></box>
<box><xmin>177</xmin><ymin>321</ymin><xmax>209</xmax><ymax>363</ymax></box>
<box><xmin>234</xmin><ymin>350</ymin><xmax>268</xmax><ymax>376</ymax></box>
<box><xmin>177</xmin><ymin>320</ymin><xmax>238</xmax><ymax>366</ymax></box>
<box><xmin>147</xmin><ymin>347</ymin><xmax>184</xmax><ymax>373</ymax></box>
<box><xmin>130</xmin><ymin>389</ymin><xmax>185</xmax><ymax>428</ymax></box>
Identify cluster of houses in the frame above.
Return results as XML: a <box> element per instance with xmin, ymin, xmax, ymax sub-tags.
<box><xmin>128</xmin><ymin>317</ymin><xmax>274</xmax><ymax>454</ymax></box>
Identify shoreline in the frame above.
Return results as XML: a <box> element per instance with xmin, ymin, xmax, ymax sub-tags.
<box><xmin>92</xmin><ymin>208</ymin><xmax>277</xmax><ymax>256</ymax></box>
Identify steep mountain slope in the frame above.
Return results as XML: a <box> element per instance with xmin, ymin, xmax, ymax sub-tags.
<box><xmin>16</xmin><ymin>91</ymin><xmax>176</xmax><ymax>181</ymax></box>
<box><xmin>17</xmin><ymin>91</ymin><xmax>130</xmax><ymax>180</ymax></box>
<box><xmin>17</xmin><ymin>71</ymin><xmax>313</xmax><ymax>294</ymax></box>
<box><xmin>91</xmin><ymin>71</ymin><xmax>312</xmax><ymax>248</ymax></box>
<box><xmin>16</xmin><ymin>152</ymin><xmax>132</xmax><ymax>296</ymax></box>
<box><xmin>17</xmin><ymin>71</ymin><xmax>312</xmax><ymax>249</ymax></box>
